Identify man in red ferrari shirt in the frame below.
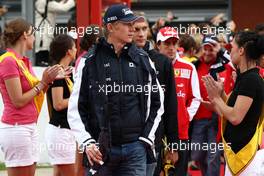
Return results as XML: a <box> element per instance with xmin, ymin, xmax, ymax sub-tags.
<box><xmin>156</xmin><ymin>26</ymin><xmax>201</xmax><ymax>176</ymax></box>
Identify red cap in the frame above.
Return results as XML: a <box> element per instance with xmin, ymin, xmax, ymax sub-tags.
<box><xmin>156</xmin><ymin>27</ymin><xmax>179</xmax><ymax>43</ymax></box>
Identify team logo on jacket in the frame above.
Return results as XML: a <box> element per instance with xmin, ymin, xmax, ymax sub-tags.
<box><xmin>106</xmin><ymin>77</ymin><xmax>112</xmax><ymax>82</ymax></box>
<box><xmin>177</xmin><ymin>83</ymin><xmax>184</xmax><ymax>87</ymax></box>
<box><xmin>104</xmin><ymin>63</ymin><xmax>110</xmax><ymax>67</ymax></box>
<box><xmin>174</xmin><ymin>69</ymin><xmax>180</xmax><ymax>77</ymax></box>
<box><xmin>177</xmin><ymin>90</ymin><xmax>186</xmax><ymax>97</ymax></box>
<box><xmin>129</xmin><ymin>62</ymin><xmax>135</xmax><ymax>68</ymax></box>
<box><xmin>174</xmin><ymin>68</ymin><xmax>191</xmax><ymax>79</ymax></box>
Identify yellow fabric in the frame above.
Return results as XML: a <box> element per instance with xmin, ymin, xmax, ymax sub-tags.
<box><xmin>222</xmin><ymin>104</ymin><xmax>264</xmax><ymax>176</ymax></box>
<box><xmin>65</xmin><ymin>77</ymin><xmax>73</xmax><ymax>93</ymax></box>
<box><xmin>182</xmin><ymin>56</ymin><xmax>197</xmax><ymax>63</ymax></box>
<box><xmin>0</xmin><ymin>51</ymin><xmax>44</xmax><ymax>115</ymax></box>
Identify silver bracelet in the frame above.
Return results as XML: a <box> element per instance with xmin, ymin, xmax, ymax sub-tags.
<box><xmin>33</xmin><ymin>85</ymin><xmax>41</xmax><ymax>94</ymax></box>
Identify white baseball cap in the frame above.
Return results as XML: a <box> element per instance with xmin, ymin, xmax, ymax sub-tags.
<box><xmin>156</xmin><ymin>26</ymin><xmax>179</xmax><ymax>43</ymax></box>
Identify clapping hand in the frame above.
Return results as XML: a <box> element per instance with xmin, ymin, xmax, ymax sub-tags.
<box><xmin>55</xmin><ymin>66</ymin><xmax>73</xmax><ymax>80</ymax></box>
<box><xmin>201</xmin><ymin>75</ymin><xmax>224</xmax><ymax>116</ymax></box>
<box><xmin>202</xmin><ymin>74</ymin><xmax>223</xmax><ymax>102</ymax></box>
<box><xmin>41</xmin><ymin>65</ymin><xmax>61</xmax><ymax>85</ymax></box>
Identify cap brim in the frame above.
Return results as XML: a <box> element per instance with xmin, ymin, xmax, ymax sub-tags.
<box><xmin>157</xmin><ymin>36</ymin><xmax>179</xmax><ymax>43</ymax></box>
<box><xmin>202</xmin><ymin>42</ymin><xmax>215</xmax><ymax>47</ymax></box>
<box><xmin>119</xmin><ymin>16</ymin><xmax>145</xmax><ymax>23</ymax></box>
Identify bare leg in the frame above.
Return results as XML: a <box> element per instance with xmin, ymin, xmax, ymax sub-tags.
<box><xmin>7</xmin><ymin>164</ymin><xmax>36</xmax><ymax>176</ymax></box>
<box><xmin>57</xmin><ymin>164</ymin><xmax>76</xmax><ymax>176</ymax></box>
<box><xmin>30</xmin><ymin>162</ymin><xmax>36</xmax><ymax>176</ymax></box>
<box><xmin>76</xmin><ymin>150</ymin><xmax>85</xmax><ymax>176</ymax></box>
<box><xmin>53</xmin><ymin>165</ymin><xmax>61</xmax><ymax>176</ymax></box>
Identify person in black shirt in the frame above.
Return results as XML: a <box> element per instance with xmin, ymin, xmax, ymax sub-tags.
<box><xmin>202</xmin><ymin>31</ymin><xmax>264</xmax><ymax>175</ymax></box>
<box><xmin>45</xmin><ymin>34</ymin><xmax>77</xmax><ymax>176</ymax></box>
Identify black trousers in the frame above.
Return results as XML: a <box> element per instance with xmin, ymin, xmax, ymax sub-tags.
<box><xmin>174</xmin><ymin>140</ymin><xmax>189</xmax><ymax>176</ymax></box>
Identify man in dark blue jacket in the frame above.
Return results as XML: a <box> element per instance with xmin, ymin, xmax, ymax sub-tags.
<box><xmin>68</xmin><ymin>4</ymin><xmax>164</xmax><ymax>176</ymax></box>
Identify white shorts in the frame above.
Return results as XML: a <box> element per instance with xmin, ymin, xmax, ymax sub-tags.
<box><xmin>45</xmin><ymin>124</ymin><xmax>76</xmax><ymax>165</ymax></box>
<box><xmin>0</xmin><ymin>122</ymin><xmax>38</xmax><ymax>167</ymax></box>
<box><xmin>225</xmin><ymin>149</ymin><xmax>264</xmax><ymax>176</ymax></box>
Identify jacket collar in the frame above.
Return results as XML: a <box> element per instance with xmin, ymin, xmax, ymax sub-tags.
<box><xmin>90</xmin><ymin>38</ymin><xmax>152</xmax><ymax>73</ymax></box>
<box><xmin>142</xmin><ymin>41</ymin><xmax>154</xmax><ymax>53</ymax></box>
<box><xmin>97</xmin><ymin>37</ymin><xmax>143</xmax><ymax>65</ymax></box>
<box><xmin>97</xmin><ymin>37</ymin><xmax>131</xmax><ymax>55</ymax></box>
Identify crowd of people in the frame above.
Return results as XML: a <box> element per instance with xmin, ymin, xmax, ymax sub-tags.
<box><xmin>0</xmin><ymin>2</ymin><xmax>264</xmax><ymax>176</ymax></box>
